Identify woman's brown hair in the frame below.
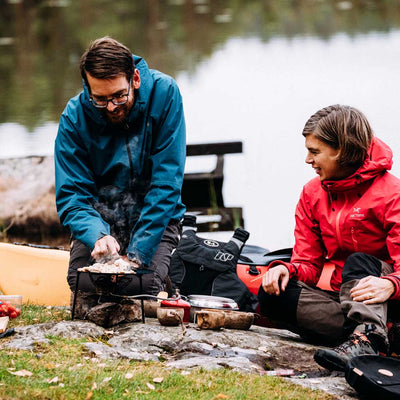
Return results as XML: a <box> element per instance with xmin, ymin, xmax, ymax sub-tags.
<box><xmin>302</xmin><ymin>104</ymin><xmax>373</xmax><ymax>168</ymax></box>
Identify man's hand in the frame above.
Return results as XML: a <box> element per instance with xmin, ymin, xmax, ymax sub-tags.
<box><xmin>350</xmin><ymin>275</ymin><xmax>395</xmax><ymax>304</ymax></box>
<box><xmin>261</xmin><ymin>264</ymin><xmax>290</xmax><ymax>296</ymax></box>
<box><xmin>91</xmin><ymin>235</ymin><xmax>120</xmax><ymax>261</ymax></box>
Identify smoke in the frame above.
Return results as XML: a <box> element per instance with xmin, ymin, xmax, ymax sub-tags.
<box><xmin>93</xmin><ymin>179</ymin><xmax>149</xmax><ymax>254</ymax></box>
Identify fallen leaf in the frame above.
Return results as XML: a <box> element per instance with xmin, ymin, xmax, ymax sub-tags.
<box><xmin>102</xmin><ymin>377</ymin><xmax>112</xmax><ymax>383</ymax></box>
<box><xmin>91</xmin><ymin>382</ymin><xmax>98</xmax><ymax>390</ymax></box>
<box><xmin>146</xmin><ymin>382</ymin><xmax>155</xmax><ymax>390</ymax></box>
<box><xmin>216</xmin><ymin>394</ymin><xmax>228</xmax><ymax>399</ymax></box>
<box><xmin>153</xmin><ymin>377</ymin><xmax>163</xmax><ymax>384</ymax></box>
<box><xmin>47</xmin><ymin>376</ymin><xmax>59</xmax><ymax>384</ymax></box>
<box><xmin>125</xmin><ymin>372</ymin><xmax>134</xmax><ymax>379</ymax></box>
<box><xmin>86</xmin><ymin>391</ymin><xmax>93</xmax><ymax>399</ymax></box>
<box><xmin>8</xmin><ymin>369</ymin><xmax>33</xmax><ymax>377</ymax></box>
<box><xmin>181</xmin><ymin>370</ymin><xmax>190</xmax><ymax>375</ymax></box>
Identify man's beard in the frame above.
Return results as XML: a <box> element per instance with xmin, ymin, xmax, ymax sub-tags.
<box><xmin>103</xmin><ymin>103</ymin><xmax>130</xmax><ymax>125</ymax></box>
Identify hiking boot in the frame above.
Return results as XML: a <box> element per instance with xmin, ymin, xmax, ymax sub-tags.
<box><xmin>314</xmin><ymin>331</ymin><xmax>378</xmax><ymax>372</ymax></box>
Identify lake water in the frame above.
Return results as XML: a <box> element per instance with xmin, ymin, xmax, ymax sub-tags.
<box><xmin>2</xmin><ymin>0</ymin><xmax>400</xmax><ymax>250</ymax></box>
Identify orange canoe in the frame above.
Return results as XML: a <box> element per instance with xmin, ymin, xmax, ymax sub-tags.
<box><xmin>0</xmin><ymin>243</ymin><xmax>70</xmax><ymax>306</ymax></box>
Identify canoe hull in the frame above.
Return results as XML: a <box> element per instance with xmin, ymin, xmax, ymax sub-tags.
<box><xmin>0</xmin><ymin>243</ymin><xmax>70</xmax><ymax>306</ymax></box>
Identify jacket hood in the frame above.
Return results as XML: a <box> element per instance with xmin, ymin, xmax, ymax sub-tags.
<box><xmin>80</xmin><ymin>55</ymin><xmax>153</xmax><ymax>128</ymax></box>
<box><xmin>322</xmin><ymin>137</ymin><xmax>393</xmax><ymax>193</ymax></box>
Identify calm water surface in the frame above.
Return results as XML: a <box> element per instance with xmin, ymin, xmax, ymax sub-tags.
<box><xmin>1</xmin><ymin>1</ymin><xmax>400</xmax><ymax>250</ymax></box>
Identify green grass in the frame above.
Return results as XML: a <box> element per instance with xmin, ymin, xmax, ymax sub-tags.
<box><xmin>0</xmin><ymin>305</ymin><xmax>335</xmax><ymax>400</ymax></box>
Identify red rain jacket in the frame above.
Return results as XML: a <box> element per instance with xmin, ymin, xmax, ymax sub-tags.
<box><xmin>276</xmin><ymin>137</ymin><xmax>400</xmax><ymax>300</ymax></box>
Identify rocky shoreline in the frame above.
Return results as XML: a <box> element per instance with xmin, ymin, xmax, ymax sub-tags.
<box><xmin>3</xmin><ymin>318</ymin><xmax>358</xmax><ymax>399</ymax></box>
<box><xmin>0</xmin><ymin>156</ymin><xmax>69</xmax><ymax>247</ymax></box>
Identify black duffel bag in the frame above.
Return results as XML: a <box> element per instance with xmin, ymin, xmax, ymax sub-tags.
<box><xmin>345</xmin><ymin>354</ymin><xmax>400</xmax><ymax>399</ymax></box>
<box><xmin>169</xmin><ymin>214</ymin><xmax>258</xmax><ymax>312</ymax></box>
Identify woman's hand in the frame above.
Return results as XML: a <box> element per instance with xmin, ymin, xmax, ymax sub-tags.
<box><xmin>91</xmin><ymin>235</ymin><xmax>120</xmax><ymax>261</ymax></box>
<box><xmin>261</xmin><ymin>264</ymin><xmax>290</xmax><ymax>296</ymax></box>
<box><xmin>350</xmin><ymin>275</ymin><xmax>395</xmax><ymax>304</ymax></box>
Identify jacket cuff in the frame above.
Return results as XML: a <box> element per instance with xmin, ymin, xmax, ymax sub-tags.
<box><xmin>268</xmin><ymin>260</ymin><xmax>296</xmax><ymax>278</ymax></box>
<box><xmin>381</xmin><ymin>275</ymin><xmax>400</xmax><ymax>300</ymax></box>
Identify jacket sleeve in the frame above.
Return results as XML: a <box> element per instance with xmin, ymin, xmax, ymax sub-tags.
<box><xmin>54</xmin><ymin>107</ymin><xmax>110</xmax><ymax>249</ymax></box>
<box><xmin>270</xmin><ymin>186</ymin><xmax>326</xmax><ymax>285</ymax></box>
<box><xmin>127</xmin><ymin>80</ymin><xmax>186</xmax><ymax>265</ymax></box>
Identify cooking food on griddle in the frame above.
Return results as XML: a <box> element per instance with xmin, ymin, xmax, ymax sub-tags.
<box><xmin>78</xmin><ymin>257</ymin><xmax>138</xmax><ymax>274</ymax></box>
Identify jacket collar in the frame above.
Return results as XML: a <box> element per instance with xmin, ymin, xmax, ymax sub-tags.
<box><xmin>321</xmin><ymin>137</ymin><xmax>393</xmax><ymax>193</ymax></box>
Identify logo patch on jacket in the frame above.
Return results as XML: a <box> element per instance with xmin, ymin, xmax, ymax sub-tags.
<box><xmin>350</xmin><ymin>207</ymin><xmax>365</xmax><ymax>218</ymax></box>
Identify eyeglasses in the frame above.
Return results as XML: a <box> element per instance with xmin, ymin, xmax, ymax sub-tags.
<box><xmin>89</xmin><ymin>79</ymin><xmax>132</xmax><ymax>108</ymax></box>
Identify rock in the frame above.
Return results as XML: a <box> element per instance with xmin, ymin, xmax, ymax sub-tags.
<box><xmin>2</xmin><ymin>319</ymin><xmax>358</xmax><ymax>398</ymax></box>
<box><xmin>0</xmin><ymin>156</ymin><xmax>68</xmax><ymax>244</ymax></box>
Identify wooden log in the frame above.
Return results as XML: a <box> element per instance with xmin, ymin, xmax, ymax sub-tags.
<box><xmin>0</xmin><ymin>316</ymin><xmax>9</xmax><ymax>333</ymax></box>
<box><xmin>157</xmin><ymin>307</ymin><xmax>184</xmax><ymax>326</ymax></box>
<box><xmin>223</xmin><ymin>311</ymin><xmax>254</xmax><ymax>330</ymax></box>
<box><xmin>196</xmin><ymin>310</ymin><xmax>225</xmax><ymax>330</ymax></box>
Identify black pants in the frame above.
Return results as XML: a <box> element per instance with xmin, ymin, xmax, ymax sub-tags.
<box><xmin>68</xmin><ymin>221</ymin><xmax>181</xmax><ymax>297</ymax></box>
<box><xmin>258</xmin><ymin>253</ymin><xmax>399</xmax><ymax>345</ymax></box>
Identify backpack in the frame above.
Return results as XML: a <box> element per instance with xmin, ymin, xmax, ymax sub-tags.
<box><xmin>345</xmin><ymin>355</ymin><xmax>400</xmax><ymax>399</ymax></box>
<box><xmin>169</xmin><ymin>215</ymin><xmax>258</xmax><ymax>312</ymax></box>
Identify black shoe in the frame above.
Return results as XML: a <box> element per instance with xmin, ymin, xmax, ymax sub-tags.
<box><xmin>314</xmin><ymin>331</ymin><xmax>378</xmax><ymax>372</ymax></box>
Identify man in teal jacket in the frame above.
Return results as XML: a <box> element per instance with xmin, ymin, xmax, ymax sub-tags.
<box><xmin>55</xmin><ymin>37</ymin><xmax>186</xmax><ymax>300</ymax></box>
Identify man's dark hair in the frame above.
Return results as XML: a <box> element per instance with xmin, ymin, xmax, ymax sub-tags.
<box><xmin>80</xmin><ymin>37</ymin><xmax>134</xmax><ymax>92</ymax></box>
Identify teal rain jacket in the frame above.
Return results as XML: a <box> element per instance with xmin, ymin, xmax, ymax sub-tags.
<box><xmin>54</xmin><ymin>56</ymin><xmax>186</xmax><ymax>266</ymax></box>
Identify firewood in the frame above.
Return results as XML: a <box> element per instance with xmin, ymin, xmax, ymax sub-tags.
<box><xmin>0</xmin><ymin>316</ymin><xmax>9</xmax><ymax>333</ymax></box>
<box><xmin>157</xmin><ymin>307</ymin><xmax>184</xmax><ymax>326</ymax></box>
<box><xmin>196</xmin><ymin>310</ymin><xmax>225</xmax><ymax>330</ymax></box>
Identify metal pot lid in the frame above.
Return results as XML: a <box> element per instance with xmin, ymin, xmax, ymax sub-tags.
<box><xmin>187</xmin><ymin>295</ymin><xmax>239</xmax><ymax>310</ymax></box>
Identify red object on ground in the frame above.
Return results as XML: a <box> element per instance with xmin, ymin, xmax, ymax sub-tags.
<box><xmin>0</xmin><ymin>301</ymin><xmax>20</xmax><ymax>319</ymax></box>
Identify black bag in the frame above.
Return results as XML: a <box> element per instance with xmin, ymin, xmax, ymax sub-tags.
<box><xmin>345</xmin><ymin>355</ymin><xmax>400</xmax><ymax>399</ymax></box>
<box><xmin>169</xmin><ymin>215</ymin><xmax>258</xmax><ymax>312</ymax></box>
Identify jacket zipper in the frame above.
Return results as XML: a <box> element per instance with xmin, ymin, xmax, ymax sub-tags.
<box><xmin>125</xmin><ymin>134</ymin><xmax>134</xmax><ymax>187</ymax></box>
<box><xmin>335</xmin><ymin>194</ymin><xmax>347</xmax><ymax>249</ymax></box>
<box><xmin>351</xmin><ymin>227</ymin><xmax>359</xmax><ymax>252</ymax></box>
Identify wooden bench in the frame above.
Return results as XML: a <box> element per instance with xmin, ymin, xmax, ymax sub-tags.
<box><xmin>182</xmin><ymin>141</ymin><xmax>243</xmax><ymax>208</ymax></box>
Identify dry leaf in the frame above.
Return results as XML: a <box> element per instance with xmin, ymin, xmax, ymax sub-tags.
<box><xmin>146</xmin><ymin>382</ymin><xmax>155</xmax><ymax>390</ymax></box>
<box><xmin>102</xmin><ymin>377</ymin><xmax>112</xmax><ymax>383</ymax></box>
<box><xmin>8</xmin><ymin>369</ymin><xmax>33</xmax><ymax>377</ymax></box>
<box><xmin>47</xmin><ymin>376</ymin><xmax>59</xmax><ymax>384</ymax></box>
<box><xmin>181</xmin><ymin>370</ymin><xmax>190</xmax><ymax>375</ymax></box>
<box><xmin>91</xmin><ymin>382</ymin><xmax>98</xmax><ymax>390</ymax></box>
<box><xmin>125</xmin><ymin>372</ymin><xmax>134</xmax><ymax>379</ymax></box>
<box><xmin>153</xmin><ymin>377</ymin><xmax>164</xmax><ymax>384</ymax></box>
<box><xmin>86</xmin><ymin>391</ymin><xmax>93</xmax><ymax>400</ymax></box>
<box><xmin>216</xmin><ymin>394</ymin><xmax>228</xmax><ymax>399</ymax></box>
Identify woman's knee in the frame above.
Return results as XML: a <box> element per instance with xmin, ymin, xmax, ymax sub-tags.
<box><xmin>342</xmin><ymin>252</ymin><xmax>382</xmax><ymax>283</ymax></box>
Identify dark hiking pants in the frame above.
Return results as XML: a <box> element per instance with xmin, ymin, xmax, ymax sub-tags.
<box><xmin>258</xmin><ymin>253</ymin><xmax>398</xmax><ymax>346</ymax></box>
<box><xmin>67</xmin><ymin>221</ymin><xmax>181</xmax><ymax>298</ymax></box>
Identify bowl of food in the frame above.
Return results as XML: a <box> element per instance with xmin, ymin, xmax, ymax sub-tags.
<box><xmin>0</xmin><ymin>295</ymin><xmax>22</xmax><ymax>319</ymax></box>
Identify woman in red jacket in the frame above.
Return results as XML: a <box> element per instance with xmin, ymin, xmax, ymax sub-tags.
<box><xmin>258</xmin><ymin>104</ymin><xmax>400</xmax><ymax>372</ymax></box>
